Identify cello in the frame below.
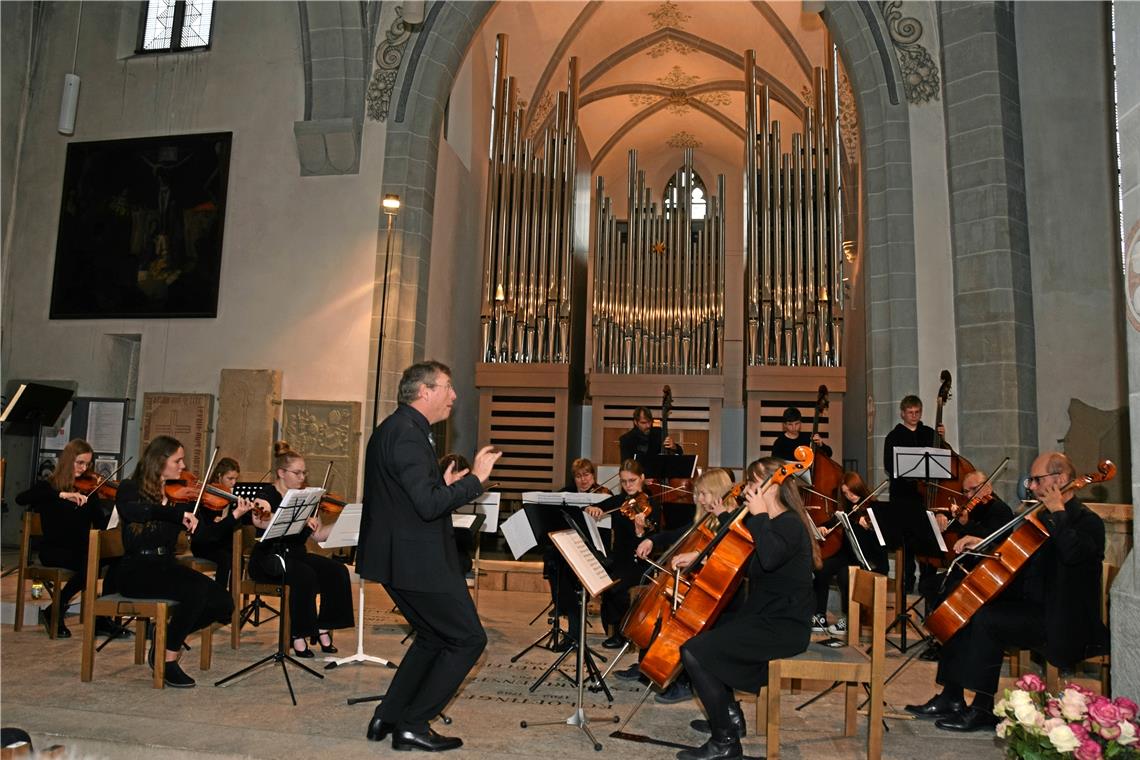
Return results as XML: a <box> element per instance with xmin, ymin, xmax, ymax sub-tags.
<box><xmin>800</xmin><ymin>385</ymin><xmax>845</xmax><ymax>559</ymax></box>
<box><xmin>626</xmin><ymin>447</ymin><xmax>814</xmax><ymax>688</ymax></box>
<box><xmin>925</xmin><ymin>459</ymin><xmax>1116</xmax><ymax>644</ymax></box>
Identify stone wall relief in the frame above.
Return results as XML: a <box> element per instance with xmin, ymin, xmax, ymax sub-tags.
<box><xmin>366</xmin><ymin>6</ymin><xmax>414</xmax><ymax>122</ymax></box>
<box><xmin>878</xmin><ymin>1</ymin><xmax>941</xmax><ymax>104</ymax></box>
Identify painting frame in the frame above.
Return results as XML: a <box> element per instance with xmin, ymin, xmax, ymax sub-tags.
<box><xmin>49</xmin><ymin>131</ymin><xmax>233</xmax><ymax>319</ymax></box>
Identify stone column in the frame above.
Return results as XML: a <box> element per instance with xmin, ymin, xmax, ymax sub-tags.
<box><xmin>1110</xmin><ymin>0</ymin><xmax>1140</xmax><ymax>700</ymax></box>
<box><xmin>937</xmin><ymin>2</ymin><xmax>1037</xmax><ymax>491</ymax></box>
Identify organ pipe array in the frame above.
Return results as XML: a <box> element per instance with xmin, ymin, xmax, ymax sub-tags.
<box><xmin>479</xmin><ymin>34</ymin><xmax>579</xmax><ymax>364</ymax></box>
<box><xmin>592</xmin><ymin>149</ymin><xmax>725</xmax><ymax>375</ymax></box>
<box><xmin>744</xmin><ymin>48</ymin><xmax>846</xmax><ymax>367</ymax></box>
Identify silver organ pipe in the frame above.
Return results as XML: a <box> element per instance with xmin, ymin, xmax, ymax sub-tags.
<box><xmin>591</xmin><ymin>150</ymin><xmax>726</xmax><ymax>375</ymax></box>
<box><xmin>743</xmin><ymin>49</ymin><xmax>847</xmax><ymax>367</ymax></box>
<box><xmin>479</xmin><ymin>37</ymin><xmax>579</xmax><ymax>364</ymax></box>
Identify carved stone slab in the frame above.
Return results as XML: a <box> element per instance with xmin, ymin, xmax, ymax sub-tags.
<box><xmin>216</xmin><ymin>369</ymin><xmax>282</xmax><ymax>477</ymax></box>
<box><xmin>282</xmin><ymin>400</ymin><xmax>362</xmax><ymax>501</ymax></box>
<box><xmin>140</xmin><ymin>393</ymin><xmax>214</xmax><ymax>475</ymax></box>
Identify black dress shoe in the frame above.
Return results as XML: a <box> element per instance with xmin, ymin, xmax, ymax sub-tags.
<box><xmin>613</xmin><ymin>663</ymin><xmax>646</xmax><ymax>682</ymax></box>
<box><xmin>655</xmin><ymin>680</ymin><xmax>693</xmax><ymax>704</ymax></box>
<box><xmin>689</xmin><ymin>701</ymin><xmax>746</xmax><ymax>739</ymax></box>
<box><xmin>935</xmin><ymin>706</ymin><xmax>1000</xmax><ymax>732</ymax></box>
<box><xmin>39</xmin><ymin>606</ymin><xmax>71</xmax><ymax>638</ymax></box>
<box><xmin>392</xmin><ymin>727</ymin><xmax>463</xmax><ymax>752</ymax></box>
<box><xmin>904</xmin><ymin>693</ymin><xmax>966</xmax><ymax>719</ymax></box>
<box><xmin>601</xmin><ymin>634</ymin><xmax>626</xmax><ymax>649</ymax></box>
<box><xmin>314</xmin><ymin>631</ymin><xmax>337</xmax><ymax>654</ymax></box>
<box><xmin>292</xmin><ymin>639</ymin><xmax>315</xmax><ymax>658</ymax></box>
<box><xmin>367</xmin><ymin>716</ymin><xmax>394</xmax><ymax>741</ymax></box>
<box><xmin>163</xmin><ymin>661</ymin><xmax>196</xmax><ymax>688</ymax></box>
<box><xmin>676</xmin><ymin>734</ymin><xmax>743</xmax><ymax>760</ymax></box>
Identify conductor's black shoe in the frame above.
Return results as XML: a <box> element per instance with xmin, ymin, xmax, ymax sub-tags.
<box><xmin>391</xmin><ymin>727</ymin><xmax>463</xmax><ymax>752</ymax></box>
<box><xmin>689</xmin><ymin>701</ymin><xmax>746</xmax><ymax>739</ymax></box>
<box><xmin>163</xmin><ymin>661</ymin><xmax>196</xmax><ymax>688</ymax></box>
<box><xmin>918</xmin><ymin>642</ymin><xmax>942</xmax><ymax>661</ymax></box>
<box><xmin>655</xmin><ymin>680</ymin><xmax>693</xmax><ymax>704</ymax></box>
<box><xmin>905</xmin><ymin>693</ymin><xmax>966</xmax><ymax>719</ymax></box>
<box><xmin>676</xmin><ymin>734</ymin><xmax>743</xmax><ymax>760</ymax></box>
<box><xmin>601</xmin><ymin>634</ymin><xmax>626</xmax><ymax>649</ymax></box>
<box><xmin>367</xmin><ymin>716</ymin><xmax>394</xmax><ymax>741</ymax></box>
<box><xmin>935</xmin><ymin>706</ymin><xmax>999</xmax><ymax>732</ymax></box>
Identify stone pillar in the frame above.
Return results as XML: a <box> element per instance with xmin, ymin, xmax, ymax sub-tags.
<box><xmin>937</xmin><ymin>2</ymin><xmax>1037</xmax><ymax>492</ymax></box>
<box><xmin>1110</xmin><ymin>0</ymin><xmax>1140</xmax><ymax>700</ymax></box>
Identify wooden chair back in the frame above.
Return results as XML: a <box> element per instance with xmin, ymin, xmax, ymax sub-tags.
<box><xmin>14</xmin><ymin>510</ymin><xmax>76</xmax><ymax>637</ymax></box>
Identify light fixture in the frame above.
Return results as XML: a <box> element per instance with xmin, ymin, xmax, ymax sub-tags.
<box><xmin>373</xmin><ymin>193</ymin><xmax>402</xmax><ymax>428</ymax></box>
<box><xmin>58</xmin><ymin>2</ymin><xmax>84</xmax><ymax>135</ymax></box>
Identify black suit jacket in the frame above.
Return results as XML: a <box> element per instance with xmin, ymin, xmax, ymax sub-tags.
<box><xmin>357</xmin><ymin>404</ymin><xmax>483</xmax><ymax>593</ymax></box>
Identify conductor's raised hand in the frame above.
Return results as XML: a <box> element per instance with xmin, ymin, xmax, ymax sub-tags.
<box><xmin>443</xmin><ymin>460</ymin><xmax>470</xmax><ymax>486</ymax></box>
<box><xmin>471</xmin><ymin>446</ymin><xmax>502</xmax><ymax>483</ymax></box>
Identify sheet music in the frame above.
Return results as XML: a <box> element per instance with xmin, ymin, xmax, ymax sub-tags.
<box><xmin>581</xmin><ymin>512</ymin><xmax>607</xmax><ymax>556</ymax></box>
<box><xmin>262</xmin><ymin>487</ymin><xmax>324</xmax><ymax>541</ymax></box>
<box><xmin>106</xmin><ymin>506</ymin><xmax>120</xmax><ymax>530</ymax></box>
<box><xmin>521</xmin><ymin>491</ymin><xmax>609</xmax><ymax>507</ymax></box>
<box><xmin>836</xmin><ymin>512</ymin><xmax>873</xmax><ymax>571</ymax></box>
<box><xmin>549</xmin><ymin>529</ymin><xmax>617</xmax><ymax>598</ymax></box>
<box><xmin>864</xmin><ymin>507</ymin><xmax>886</xmax><ymax>546</ymax></box>
<box><xmin>318</xmin><ymin>502</ymin><xmax>361</xmax><ymax>549</ymax></box>
<box><xmin>86</xmin><ymin>401</ymin><xmax>125</xmax><ymax>454</ymax></box>
<box><xmin>500</xmin><ymin>509</ymin><xmax>538</xmax><ymax>560</ymax></box>
<box><xmin>452</xmin><ymin>514</ymin><xmax>478</xmax><ymax>530</ymax></box>
<box><xmin>925</xmin><ymin>511</ymin><xmax>949</xmax><ymax>552</ymax></box>
<box><xmin>455</xmin><ymin>491</ymin><xmax>501</xmax><ymax>533</ymax></box>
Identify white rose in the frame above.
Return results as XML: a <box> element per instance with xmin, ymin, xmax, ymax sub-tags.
<box><xmin>1048</xmin><ymin>724</ymin><xmax>1080</xmax><ymax>754</ymax></box>
<box><xmin>996</xmin><ymin>718</ymin><xmax>1012</xmax><ymax>739</ymax></box>
<box><xmin>1014</xmin><ymin>700</ymin><xmax>1043</xmax><ymax>729</ymax></box>
<box><xmin>1119</xmin><ymin>721</ymin><xmax>1137</xmax><ymax>746</ymax></box>
<box><xmin>1060</xmin><ymin>689</ymin><xmax>1088</xmax><ymax>721</ymax></box>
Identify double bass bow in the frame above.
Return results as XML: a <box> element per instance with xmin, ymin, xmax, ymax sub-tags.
<box><xmin>925</xmin><ymin>459</ymin><xmax>1116</xmax><ymax>644</ymax></box>
<box><xmin>625</xmin><ymin>446</ymin><xmax>814</xmax><ymax>689</ymax></box>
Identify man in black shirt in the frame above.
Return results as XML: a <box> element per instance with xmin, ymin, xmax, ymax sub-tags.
<box><xmin>770</xmin><ymin>407</ymin><xmax>831</xmax><ymax>460</ymax></box>
<box><xmin>618</xmin><ymin>406</ymin><xmax>681</xmax><ymax>462</ymax></box>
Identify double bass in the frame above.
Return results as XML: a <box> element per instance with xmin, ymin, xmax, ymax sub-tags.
<box><xmin>917</xmin><ymin>371</ymin><xmax>975</xmax><ymax>566</ymax></box>
<box><xmin>623</xmin><ymin>447</ymin><xmax>814</xmax><ymax>688</ymax></box>
<box><xmin>800</xmin><ymin>385</ymin><xmax>845</xmax><ymax>559</ymax></box>
<box><xmin>925</xmin><ymin>460</ymin><xmax>1116</xmax><ymax>644</ymax></box>
<box><xmin>645</xmin><ymin>385</ymin><xmax>695</xmax><ymax>530</ymax></box>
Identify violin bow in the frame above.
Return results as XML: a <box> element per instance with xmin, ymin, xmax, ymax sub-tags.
<box><xmin>191</xmin><ymin>447</ymin><xmax>221</xmax><ymax>518</ymax></box>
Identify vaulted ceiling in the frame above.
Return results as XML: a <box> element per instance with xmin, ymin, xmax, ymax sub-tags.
<box><xmin>468</xmin><ymin>1</ymin><xmax>850</xmax><ymax>191</ymax></box>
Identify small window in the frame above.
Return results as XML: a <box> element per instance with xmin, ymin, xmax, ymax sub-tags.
<box><xmin>139</xmin><ymin>0</ymin><xmax>215</xmax><ymax>53</ymax></box>
<box><xmin>663</xmin><ymin>169</ymin><xmax>707</xmax><ymax>220</ymax></box>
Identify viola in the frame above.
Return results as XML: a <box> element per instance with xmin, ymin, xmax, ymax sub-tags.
<box><xmin>629</xmin><ymin>446</ymin><xmax>813</xmax><ymax>688</ymax></box>
<box><xmin>925</xmin><ymin>459</ymin><xmax>1116</xmax><ymax>645</ymax></box>
<box><xmin>164</xmin><ymin>470</ymin><xmax>240</xmax><ymax>512</ymax></box>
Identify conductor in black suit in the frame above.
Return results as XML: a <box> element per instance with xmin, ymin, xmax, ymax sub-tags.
<box><xmin>358</xmin><ymin>360</ymin><xmax>501</xmax><ymax>752</ymax></box>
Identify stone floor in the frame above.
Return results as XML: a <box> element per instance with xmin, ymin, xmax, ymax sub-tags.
<box><xmin>0</xmin><ymin>560</ymin><xmax>1011</xmax><ymax>760</ymax></box>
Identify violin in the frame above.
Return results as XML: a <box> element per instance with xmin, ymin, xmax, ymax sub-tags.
<box><xmin>73</xmin><ymin>473</ymin><xmax>119</xmax><ymax>501</ymax></box>
<box><xmin>163</xmin><ymin>470</ymin><xmax>240</xmax><ymax>512</ymax></box>
<box><xmin>619</xmin><ymin>492</ymin><xmax>655</xmax><ymax>532</ymax></box>
<box><xmin>319</xmin><ymin>493</ymin><xmax>347</xmax><ymax>516</ymax></box>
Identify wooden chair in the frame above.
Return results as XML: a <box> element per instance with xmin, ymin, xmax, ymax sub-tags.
<box><xmin>14</xmin><ymin>511</ymin><xmax>78</xmax><ymax>638</ymax></box>
<box><xmin>1044</xmin><ymin>560</ymin><xmax>1116</xmax><ymax>694</ymax></box>
<box><xmin>764</xmin><ymin>568</ymin><xmax>888</xmax><ymax>759</ymax></box>
<box><xmin>230</xmin><ymin>525</ymin><xmax>290</xmax><ymax>651</ymax></box>
<box><xmin>79</xmin><ymin>528</ymin><xmax>213</xmax><ymax>689</ymax></box>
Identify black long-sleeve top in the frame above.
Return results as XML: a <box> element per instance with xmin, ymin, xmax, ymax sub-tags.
<box><xmin>16</xmin><ymin>480</ymin><xmax>106</xmax><ymax>555</ymax></box>
<box><xmin>883</xmin><ymin>422</ymin><xmax>936</xmax><ymax>506</ymax></box>
<box><xmin>115</xmin><ymin>479</ymin><xmax>188</xmax><ymax>557</ymax></box>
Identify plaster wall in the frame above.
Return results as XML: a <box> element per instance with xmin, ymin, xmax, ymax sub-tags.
<box><xmin>1016</xmin><ymin>1</ymin><xmax>1126</xmax><ymax>449</ymax></box>
<box><xmin>1</xmin><ymin>1</ymin><xmax>34</xmax><ymax>254</ymax></box>
<box><xmin>1</xmin><ymin>2</ymin><xmax>386</xmax><ymax>452</ymax></box>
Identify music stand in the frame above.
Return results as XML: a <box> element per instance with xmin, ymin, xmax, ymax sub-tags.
<box><xmin>635</xmin><ymin>453</ymin><xmax>697</xmax><ymax>481</ymax></box>
<box><xmin>214</xmin><ymin>487</ymin><xmax>325</xmax><ymax>705</ymax></box>
<box><xmin>521</xmin><ymin>529</ymin><xmax>621</xmax><ymax>751</ymax></box>
<box><xmin>231</xmin><ymin>483</ymin><xmax>281</xmax><ymax>629</ymax></box>
<box><xmin>1</xmin><ymin>383</ymin><xmax>75</xmax><ymax>506</ymax></box>
<box><xmin>317</xmin><ymin>503</ymin><xmax>398</xmax><ymax>671</ymax></box>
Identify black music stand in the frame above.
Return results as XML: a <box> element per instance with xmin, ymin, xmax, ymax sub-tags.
<box><xmin>1</xmin><ymin>383</ymin><xmax>75</xmax><ymax>508</ymax></box>
<box><xmin>635</xmin><ymin>453</ymin><xmax>697</xmax><ymax>481</ymax></box>
<box><xmin>229</xmin><ymin>482</ymin><xmax>283</xmax><ymax>628</ymax></box>
<box><xmin>214</xmin><ymin>488</ymin><xmax>325</xmax><ymax>705</ymax></box>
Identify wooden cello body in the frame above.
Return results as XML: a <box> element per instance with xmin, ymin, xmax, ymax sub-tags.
<box><xmin>925</xmin><ymin>460</ymin><xmax>1115</xmax><ymax>644</ymax></box>
<box><xmin>628</xmin><ymin>448</ymin><xmax>813</xmax><ymax>688</ymax></box>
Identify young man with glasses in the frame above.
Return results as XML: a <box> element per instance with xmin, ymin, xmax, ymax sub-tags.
<box><xmin>906</xmin><ymin>451</ymin><xmax>1108</xmax><ymax>732</ymax></box>
<box><xmin>358</xmin><ymin>360</ymin><xmax>501</xmax><ymax>752</ymax></box>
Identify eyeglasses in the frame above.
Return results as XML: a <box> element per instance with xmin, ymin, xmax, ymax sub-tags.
<box><xmin>428</xmin><ymin>382</ymin><xmax>454</xmax><ymax>392</ymax></box>
<box><xmin>1025</xmin><ymin>472</ymin><xmax>1057</xmax><ymax>485</ymax></box>
<box><xmin>284</xmin><ymin>469</ymin><xmax>308</xmax><ymax>477</ymax></box>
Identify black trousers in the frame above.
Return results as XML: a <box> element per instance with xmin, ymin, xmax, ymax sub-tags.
<box><xmin>190</xmin><ymin>536</ymin><xmax>233</xmax><ymax>590</ymax></box>
<box><xmin>117</xmin><ymin>557</ymin><xmax>233</xmax><ymax>651</ymax></box>
<box><xmin>937</xmin><ymin>597</ymin><xmax>1045</xmax><ymax>698</ymax></box>
<box><xmin>380</xmin><ymin>582</ymin><xmax>487</xmax><ymax>732</ymax></box>
<box><xmin>39</xmin><ymin>544</ymin><xmax>88</xmax><ymax>610</ymax></box>
<box><xmin>249</xmin><ymin>547</ymin><xmax>354</xmax><ymax>639</ymax></box>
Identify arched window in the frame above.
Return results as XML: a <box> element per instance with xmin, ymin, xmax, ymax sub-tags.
<box><xmin>663</xmin><ymin>169</ymin><xmax>707</xmax><ymax>220</ymax></box>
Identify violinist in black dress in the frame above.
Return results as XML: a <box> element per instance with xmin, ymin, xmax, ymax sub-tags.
<box><xmin>188</xmin><ymin>457</ymin><xmax>249</xmax><ymax>591</ymax></box>
<box><xmin>115</xmin><ymin>436</ymin><xmax>236</xmax><ymax>687</ymax></box>
<box><xmin>549</xmin><ymin>457</ymin><xmax>608</xmax><ymax>649</ymax></box>
<box><xmin>677</xmin><ymin>458</ymin><xmax>817</xmax><ymax>760</ymax></box>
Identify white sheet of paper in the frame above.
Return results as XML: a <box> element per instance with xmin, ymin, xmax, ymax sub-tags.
<box><xmin>452</xmin><ymin>514</ymin><xmax>478</xmax><ymax>530</ymax></box>
<box><xmin>500</xmin><ymin>508</ymin><xmax>538</xmax><ymax>560</ymax></box>
<box><xmin>582</xmin><ymin>512</ymin><xmax>607</xmax><ymax>556</ymax></box>
<box><xmin>106</xmin><ymin>506</ymin><xmax>120</xmax><ymax>530</ymax></box>
<box><xmin>926</xmin><ymin>511</ymin><xmax>949</xmax><ymax>552</ymax></box>
<box><xmin>86</xmin><ymin>401</ymin><xmax>126</xmax><ymax>454</ymax></box>
<box><xmin>521</xmin><ymin>491</ymin><xmax>609</xmax><ymax>506</ymax></box>
<box><xmin>318</xmin><ymin>502</ymin><xmax>361</xmax><ymax>549</ymax></box>
<box><xmin>548</xmin><ymin>529</ymin><xmax>616</xmax><ymax>598</ymax></box>
<box><xmin>865</xmin><ymin>507</ymin><xmax>886</xmax><ymax>547</ymax></box>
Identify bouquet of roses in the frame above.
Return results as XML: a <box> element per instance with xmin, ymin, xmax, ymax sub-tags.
<box><xmin>995</xmin><ymin>674</ymin><xmax>1140</xmax><ymax>759</ymax></box>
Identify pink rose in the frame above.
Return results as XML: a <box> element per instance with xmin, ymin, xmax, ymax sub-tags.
<box><xmin>1098</xmin><ymin>720</ymin><xmax>1121</xmax><ymax>740</ymax></box>
<box><xmin>1088</xmin><ymin>698</ymin><xmax>1121</xmax><ymax>728</ymax></box>
<box><xmin>1074</xmin><ymin>738</ymin><xmax>1103</xmax><ymax>760</ymax></box>
<box><xmin>1070</xmin><ymin>722</ymin><xmax>1090</xmax><ymax>741</ymax></box>
<box><xmin>1016</xmin><ymin>673</ymin><xmax>1046</xmax><ymax>692</ymax></box>
<box><xmin>1047</xmin><ymin>698</ymin><xmax>1063</xmax><ymax>718</ymax></box>
<box><xmin>1114</xmin><ymin>697</ymin><xmax>1139</xmax><ymax>722</ymax></box>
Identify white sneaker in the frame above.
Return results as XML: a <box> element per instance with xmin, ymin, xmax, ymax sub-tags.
<box><xmin>811</xmin><ymin>614</ymin><xmax>828</xmax><ymax>633</ymax></box>
<box><xmin>827</xmin><ymin>617</ymin><xmax>847</xmax><ymax>636</ymax></box>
